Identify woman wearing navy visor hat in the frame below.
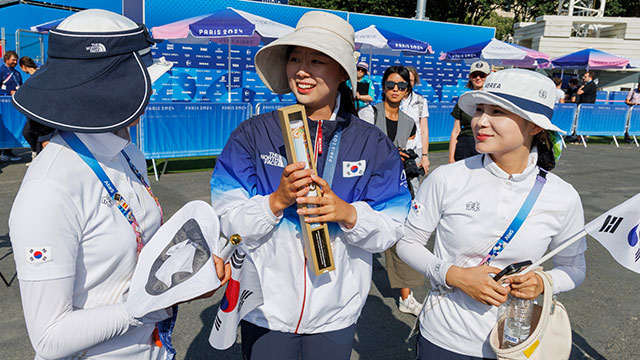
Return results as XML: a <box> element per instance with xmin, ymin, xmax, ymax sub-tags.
<box><xmin>397</xmin><ymin>69</ymin><xmax>587</xmax><ymax>359</ymax></box>
<box><xmin>9</xmin><ymin>9</ymin><xmax>230</xmax><ymax>359</ymax></box>
<box><xmin>210</xmin><ymin>11</ymin><xmax>411</xmax><ymax>359</ymax></box>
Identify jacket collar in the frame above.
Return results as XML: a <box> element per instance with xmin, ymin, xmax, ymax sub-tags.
<box><xmin>73</xmin><ymin>129</ymin><xmax>131</xmax><ymax>161</ymax></box>
<box><xmin>328</xmin><ymin>94</ymin><xmax>340</xmax><ymax>121</ymax></box>
<box><xmin>483</xmin><ymin>147</ymin><xmax>539</xmax><ymax>181</ymax></box>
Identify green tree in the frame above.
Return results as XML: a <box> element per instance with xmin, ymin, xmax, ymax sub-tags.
<box><xmin>290</xmin><ymin>0</ymin><xmax>640</xmax><ymax>40</ymax></box>
<box><xmin>481</xmin><ymin>12</ymin><xmax>514</xmax><ymax>40</ymax></box>
<box><xmin>604</xmin><ymin>0</ymin><xmax>640</xmax><ymax>17</ymax></box>
<box><xmin>289</xmin><ymin>0</ymin><xmax>418</xmax><ymax>18</ymax></box>
<box><xmin>289</xmin><ymin>0</ymin><xmax>555</xmax><ymax>25</ymax></box>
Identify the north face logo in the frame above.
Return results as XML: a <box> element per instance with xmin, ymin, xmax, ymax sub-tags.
<box><xmin>260</xmin><ymin>152</ymin><xmax>286</xmax><ymax>168</ymax></box>
<box><xmin>86</xmin><ymin>43</ymin><xmax>107</xmax><ymax>53</ymax></box>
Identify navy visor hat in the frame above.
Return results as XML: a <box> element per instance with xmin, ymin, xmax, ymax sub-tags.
<box><xmin>12</xmin><ymin>9</ymin><xmax>170</xmax><ymax>133</ymax></box>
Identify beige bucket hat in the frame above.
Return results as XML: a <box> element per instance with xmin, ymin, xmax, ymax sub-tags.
<box><xmin>254</xmin><ymin>11</ymin><xmax>357</xmax><ymax>96</ymax></box>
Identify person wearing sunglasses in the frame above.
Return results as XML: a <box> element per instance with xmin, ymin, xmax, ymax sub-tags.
<box><xmin>448</xmin><ymin>61</ymin><xmax>490</xmax><ymax>163</ymax></box>
<box><xmin>359</xmin><ymin>65</ymin><xmax>425</xmax><ymax>316</ymax></box>
<box><xmin>346</xmin><ymin>61</ymin><xmax>375</xmax><ymax>110</ymax></box>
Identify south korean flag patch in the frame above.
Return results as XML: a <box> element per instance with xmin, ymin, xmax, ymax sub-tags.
<box><xmin>343</xmin><ymin>160</ymin><xmax>366</xmax><ymax>178</ymax></box>
<box><xmin>26</xmin><ymin>246</ymin><xmax>52</xmax><ymax>264</ymax></box>
<box><xmin>411</xmin><ymin>200</ymin><xmax>424</xmax><ymax>215</ymax></box>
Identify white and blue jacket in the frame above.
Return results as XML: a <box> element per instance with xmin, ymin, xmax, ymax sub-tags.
<box><xmin>210</xmin><ymin>106</ymin><xmax>411</xmax><ymax>334</ymax></box>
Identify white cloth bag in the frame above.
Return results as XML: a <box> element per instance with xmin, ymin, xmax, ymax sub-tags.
<box><xmin>490</xmin><ymin>270</ymin><xmax>572</xmax><ymax>360</ymax></box>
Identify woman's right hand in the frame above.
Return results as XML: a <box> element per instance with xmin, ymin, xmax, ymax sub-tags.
<box><xmin>269</xmin><ymin>162</ymin><xmax>313</xmax><ymax>216</ymax></box>
<box><xmin>445</xmin><ymin>265</ymin><xmax>510</xmax><ymax>306</ymax></box>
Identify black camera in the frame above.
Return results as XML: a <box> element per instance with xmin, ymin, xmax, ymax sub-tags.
<box><xmin>400</xmin><ymin>148</ymin><xmax>424</xmax><ymax>179</ymax></box>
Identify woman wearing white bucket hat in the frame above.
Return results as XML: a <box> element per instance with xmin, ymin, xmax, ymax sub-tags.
<box><xmin>9</xmin><ymin>9</ymin><xmax>230</xmax><ymax>360</ymax></box>
<box><xmin>397</xmin><ymin>69</ymin><xmax>587</xmax><ymax>359</ymax></box>
<box><xmin>210</xmin><ymin>11</ymin><xmax>411</xmax><ymax>360</ymax></box>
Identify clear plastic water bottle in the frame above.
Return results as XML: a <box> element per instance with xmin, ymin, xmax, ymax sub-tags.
<box><xmin>501</xmin><ymin>295</ymin><xmax>533</xmax><ymax>348</ymax></box>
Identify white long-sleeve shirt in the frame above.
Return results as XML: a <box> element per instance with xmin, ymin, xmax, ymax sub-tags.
<box><xmin>397</xmin><ymin>151</ymin><xmax>587</xmax><ymax>358</ymax></box>
<box><xmin>10</xmin><ymin>132</ymin><xmax>168</xmax><ymax>359</ymax></box>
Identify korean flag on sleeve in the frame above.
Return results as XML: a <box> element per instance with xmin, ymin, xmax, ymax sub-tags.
<box><xmin>343</xmin><ymin>160</ymin><xmax>366</xmax><ymax>178</ymax></box>
<box><xmin>209</xmin><ymin>248</ymin><xmax>263</xmax><ymax>350</ymax></box>
<box><xmin>26</xmin><ymin>246</ymin><xmax>52</xmax><ymax>263</ymax></box>
<box><xmin>585</xmin><ymin>193</ymin><xmax>640</xmax><ymax>274</ymax></box>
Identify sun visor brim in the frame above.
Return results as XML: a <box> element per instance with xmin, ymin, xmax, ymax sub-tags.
<box><xmin>12</xmin><ymin>52</ymin><xmax>151</xmax><ymax>133</ymax></box>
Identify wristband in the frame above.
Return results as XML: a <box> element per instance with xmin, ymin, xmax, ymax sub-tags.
<box><xmin>421</xmin><ymin>153</ymin><xmax>429</xmax><ymax>157</ymax></box>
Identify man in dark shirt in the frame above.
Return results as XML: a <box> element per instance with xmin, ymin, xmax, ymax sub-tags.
<box><xmin>565</xmin><ymin>78</ymin><xmax>579</xmax><ymax>103</ymax></box>
<box><xmin>577</xmin><ymin>71</ymin><xmax>597</xmax><ymax>104</ymax></box>
<box><xmin>0</xmin><ymin>50</ymin><xmax>22</xmax><ymax>161</ymax></box>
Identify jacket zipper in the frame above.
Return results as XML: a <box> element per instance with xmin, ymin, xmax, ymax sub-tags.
<box><xmin>294</xmin><ymin>258</ymin><xmax>307</xmax><ymax>334</ymax></box>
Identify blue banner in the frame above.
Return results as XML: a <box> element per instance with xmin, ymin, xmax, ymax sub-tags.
<box><xmin>0</xmin><ymin>96</ymin><xmax>28</xmax><ymax>149</ymax></box>
<box><xmin>147</xmin><ymin>0</ymin><xmax>494</xmax><ymax>105</ymax></box>
<box><xmin>247</xmin><ymin>0</ymin><xmax>289</xmax><ymax>4</ymax></box>
<box><xmin>139</xmin><ymin>102</ymin><xmax>253</xmax><ymax>159</ymax></box>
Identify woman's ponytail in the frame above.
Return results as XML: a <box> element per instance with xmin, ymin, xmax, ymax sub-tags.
<box><xmin>533</xmin><ymin>130</ymin><xmax>556</xmax><ymax>171</ymax></box>
<box><xmin>338</xmin><ymin>81</ymin><xmax>358</xmax><ymax>116</ymax></box>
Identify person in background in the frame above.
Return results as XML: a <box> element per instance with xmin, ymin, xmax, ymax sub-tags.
<box><xmin>623</xmin><ymin>79</ymin><xmax>640</xmax><ymax>143</ymax></box>
<box><xmin>19</xmin><ymin>56</ymin><xmax>54</xmax><ymax>163</ymax></box>
<box><xmin>0</xmin><ymin>50</ymin><xmax>23</xmax><ymax>161</ymax></box>
<box><xmin>624</xmin><ymin>80</ymin><xmax>640</xmax><ymax>107</ymax></box>
<box><xmin>347</xmin><ymin>61</ymin><xmax>375</xmax><ymax>111</ymax></box>
<box><xmin>566</xmin><ymin>71</ymin><xmax>598</xmax><ymax>144</ymax></box>
<box><xmin>398</xmin><ymin>69</ymin><xmax>586</xmax><ymax>359</ymax></box>
<box><xmin>577</xmin><ymin>71</ymin><xmax>597</xmax><ymax>104</ymax></box>
<box><xmin>564</xmin><ymin>78</ymin><xmax>579</xmax><ymax>103</ymax></box>
<box><xmin>552</xmin><ymin>77</ymin><xmax>565</xmax><ymax>103</ymax></box>
<box><xmin>448</xmin><ymin>61</ymin><xmax>490</xmax><ymax>163</ymax></box>
<box><xmin>19</xmin><ymin>56</ymin><xmax>37</xmax><ymax>76</ymax></box>
<box><xmin>401</xmin><ymin>66</ymin><xmax>430</xmax><ymax>175</ymax></box>
<box><xmin>360</xmin><ymin>65</ymin><xmax>425</xmax><ymax>316</ymax></box>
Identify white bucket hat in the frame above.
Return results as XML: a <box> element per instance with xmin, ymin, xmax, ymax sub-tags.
<box><xmin>126</xmin><ymin>200</ymin><xmax>224</xmax><ymax>318</ymax></box>
<box><xmin>254</xmin><ymin>11</ymin><xmax>357</xmax><ymax>96</ymax></box>
<box><xmin>458</xmin><ymin>68</ymin><xmax>563</xmax><ymax>133</ymax></box>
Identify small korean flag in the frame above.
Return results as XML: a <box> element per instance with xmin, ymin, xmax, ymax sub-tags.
<box><xmin>343</xmin><ymin>160</ymin><xmax>366</xmax><ymax>178</ymax></box>
<box><xmin>26</xmin><ymin>246</ymin><xmax>52</xmax><ymax>264</ymax></box>
<box><xmin>411</xmin><ymin>200</ymin><xmax>424</xmax><ymax>215</ymax></box>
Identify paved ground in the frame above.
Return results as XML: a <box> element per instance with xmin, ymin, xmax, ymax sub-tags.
<box><xmin>1</xmin><ymin>142</ymin><xmax>639</xmax><ymax>359</ymax></box>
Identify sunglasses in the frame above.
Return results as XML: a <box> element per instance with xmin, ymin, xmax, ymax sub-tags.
<box><xmin>357</xmin><ymin>67</ymin><xmax>367</xmax><ymax>72</ymax></box>
<box><xmin>384</xmin><ymin>81</ymin><xmax>409</xmax><ymax>91</ymax></box>
<box><xmin>470</xmin><ymin>72</ymin><xmax>488</xmax><ymax>79</ymax></box>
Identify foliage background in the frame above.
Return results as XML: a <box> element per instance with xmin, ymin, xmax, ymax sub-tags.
<box><xmin>289</xmin><ymin>0</ymin><xmax>639</xmax><ymax>39</ymax></box>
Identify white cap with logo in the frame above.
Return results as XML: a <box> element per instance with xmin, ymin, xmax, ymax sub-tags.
<box><xmin>458</xmin><ymin>68</ymin><xmax>563</xmax><ymax>133</ymax></box>
<box><xmin>469</xmin><ymin>60</ymin><xmax>491</xmax><ymax>75</ymax></box>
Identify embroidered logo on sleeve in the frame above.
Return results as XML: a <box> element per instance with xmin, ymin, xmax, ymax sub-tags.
<box><xmin>411</xmin><ymin>200</ymin><xmax>424</xmax><ymax>215</ymax></box>
<box><xmin>101</xmin><ymin>195</ymin><xmax>114</xmax><ymax>207</ymax></box>
<box><xmin>260</xmin><ymin>152</ymin><xmax>286</xmax><ymax>168</ymax></box>
<box><xmin>343</xmin><ymin>160</ymin><xmax>366</xmax><ymax>177</ymax></box>
<box><xmin>465</xmin><ymin>201</ymin><xmax>480</xmax><ymax>212</ymax></box>
<box><xmin>26</xmin><ymin>247</ymin><xmax>52</xmax><ymax>264</ymax></box>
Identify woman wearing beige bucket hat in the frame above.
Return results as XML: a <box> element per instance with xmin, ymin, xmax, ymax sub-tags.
<box><xmin>210</xmin><ymin>11</ymin><xmax>411</xmax><ymax>359</ymax></box>
<box><xmin>396</xmin><ymin>69</ymin><xmax>587</xmax><ymax>359</ymax></box>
